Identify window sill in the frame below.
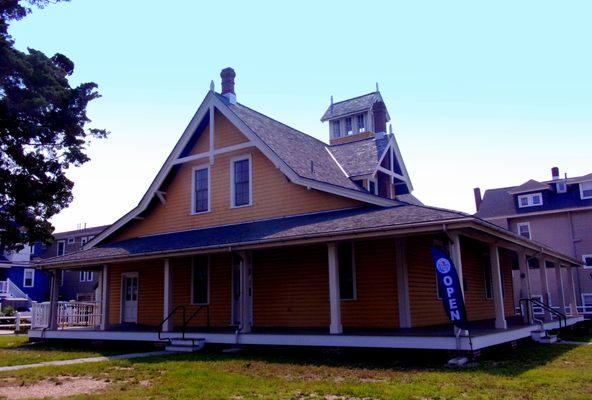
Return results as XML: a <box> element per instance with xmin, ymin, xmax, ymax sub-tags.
<box><xmin>190</xmin><ymin>209</ymin><xmax>211</xmax><ymax>216</ymax></box>
<box><xmin>231</xmin><ymin>203</ymin><xmax>252</xmax><ymax>209</ymax></box>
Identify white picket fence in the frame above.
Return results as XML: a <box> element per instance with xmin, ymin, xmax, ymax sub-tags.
<box><xmin>0</xmin><ymin>312</ymin><xmax>31</xmax><ymax>332</ymax></box>
<box><xmin>31</xmin><ymin>301</ymin><xmax>102</xmax><ymax>329</ymax></box>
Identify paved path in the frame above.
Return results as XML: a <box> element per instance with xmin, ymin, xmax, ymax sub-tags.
<box><xmin>0</xmin><ymin>351</ymin><xmax>170</xmax><ymax>372</ymax></box>
<box><xmin>556</xmin><ymin>340</ymin><xmax>592</xmax><ymax>346</ymax></box>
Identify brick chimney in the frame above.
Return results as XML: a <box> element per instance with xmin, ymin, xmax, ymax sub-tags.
<box><xmin>473</xmin><ymin>187</ymin><xmax>482</xmax><ymax>211</ymax></box>
<box><xmin>220</xmin><ymin>67</ymin><xmax>236</xmax><ymax>104</ymax></box>
<box><xmin>551</xmin><ymin>166</ymin><xmax>560</xmax><ymax>180</ymax></box>
<box><xmin>372</xmin><ymin>101</ymin><xmax>387</xmax><ymax>133</ymax></box>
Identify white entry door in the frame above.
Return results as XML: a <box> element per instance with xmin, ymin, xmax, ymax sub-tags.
<box><xmin>121</xmin><ymin>272</ymin><xmax>139</xmax><ymax>323</ymax></box>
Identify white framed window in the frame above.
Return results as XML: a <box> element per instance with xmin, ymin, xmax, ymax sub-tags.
<box><xmin>580</xmin><ymin>182</ymin><xmax>592</xmax><ymax>200</ymax></box>
<box><xmin>344</xmin><ymin>117</ymin><xmax>353</xmax><ymax>135</ymax></box>
<box><xmin>581</xmin><ymin>293</ymin><xmax>592</xmax><ymax>313</ymax></box>
<box><xmin>191</xmin><ymin>255</ymin><xmax>209</xmax><ymax>305</ymax></box>
<box><xmin>556</xmin><ymin>181</ymin><xmax>567</xmax><ymax>193</ymax></box>
<box><xmin>532</xmin><ymin>294</ymin><xmax>544</xmax><ymax>315</ymax></box>
<box><xmin>517</xmin><ymin>193</ymin><xmax>543</xmax><ymax>208</ymax></box>
<box><xmin>191</xmin><ymin>164</ymin><xmax>211</xmax><ymax>214</ymax></box>
<box><xmin>337</xmin><ymin>242</ymin><xmax>356</xmax><ymax>301</ymax></box>
<box><xmin>57</xmin><ymin>240</ymin><xmax>66</xmax><ymax>256</ymax></box>
<box><xmin>230</xmin><ymin>154</ymin><xmax>252</xmax><ymax>208</ymax></box>
<box><xmin>80</xmin><ymin>237</ymin><xmax>88</xmax><ymax>247</ymax></box>
<box><xmin>23</xmin><ymin>268</ymin><xmax>35</xmax><ymax>288</ymax></box>
<box><xmin>331</xmin><ymin>120</ymin><xmax>341</xmax><ymax>138</ymax></box>
<box><xmin>67</xmin><ymin>237</ymin><xmax>75</xmax><ymax>244</ymax></box>
<box><xmin>517</xmin><ymin>222</ymin><xmax>532</xmax><ymax>239</ymax></box>
<box><xmin>79</xmin><ymin>270</ymin><xmax>93</xmax><ymax>282</ymax></box>
<box><xmin>357</xmin><ymin>114</ymin><xmax>365</xmax><ymax>133</ymax></box>
<box><xmin>582</xmin><ymin>254</ymin><xmax>592</xmax><ymax>269</ymax></box>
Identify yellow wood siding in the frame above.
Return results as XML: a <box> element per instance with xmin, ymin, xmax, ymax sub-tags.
<box><xmin>115</xmin><ymin>113</ymin><xmax>360</xmax><ymax>241</ymax></box>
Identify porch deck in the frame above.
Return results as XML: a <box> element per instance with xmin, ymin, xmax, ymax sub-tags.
<box><xmin>29</xmin><ymin>316</ymin><xmax>584</xmax><ymax>351</ymax></box>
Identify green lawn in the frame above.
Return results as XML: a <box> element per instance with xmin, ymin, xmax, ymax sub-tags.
<box><xmin>0</xmin><ymin>335</ymin><xmax>141</xmax><ymax>367</ymax></box>
<box><xmin>0</xmin><ymin>338</ymin><xmax>591</xmax><ymax>399</ymax></box>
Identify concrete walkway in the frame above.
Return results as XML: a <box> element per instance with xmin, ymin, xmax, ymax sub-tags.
<box><xmin>0</xmin><ymin>351</ymin><xmax>170</xmax><ymax>372</ymax></box>
<box><xmin>556</xmin><ymin>340</ymin><xmax>592</xmax><ymax>346</ymax></box>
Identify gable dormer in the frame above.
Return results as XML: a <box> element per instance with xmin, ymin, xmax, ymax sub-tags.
<box><xmin>321</xmin><ymin>91</ymin><xmax>390</xmax><ymax>145</ymax></box>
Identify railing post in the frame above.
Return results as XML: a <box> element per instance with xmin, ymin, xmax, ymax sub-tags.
<box><xmin>14</xmin><ymin>313</ymin><xmax>20</xmax><ymax>332</ymax></box>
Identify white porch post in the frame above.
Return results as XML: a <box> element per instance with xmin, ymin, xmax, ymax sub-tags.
<box><xmin>239</xmin><ymin>252</ymin><xmax>253</xmax><ymax>333</ymax></box>
<box><xmin>518</xmin><ymin>250</ymin><xmax>533</xmax><ymax>324</ymax></box>
<box><xmin>489</xmin><ymin>245</ymin><xmax>507</xmax><ymax>329</ymax></box>
<box><xmin>49</xmin><ymin>270</ymin><xmax>59</xmax><ymax>330</ymax></box>
<box><xmin>538</xmin><ymin>255</ymin><xmax>552</xmax><ymax>320</ymax></box>
<box><xmin>395</xmin><ymin>239</ymin><xmax>411</xmax><ymax>328</ymax></box>
<box><xmin>554</xmin><ymin>263</ymin><xmax>566</xmax><ymax>315</ymax></box>
<box><xmin>163</xmin><ymin>258</ymin><xmax>173</xmax><ymax>332</ymax></box>
<box><xmin>100</xmin><ymin>265</ymin><xmax>109</xmax><ymax>330</ymax></box>
<box><xmin>567</xmin><ymin>266</ymin><xmax>579</xmax><ymax>316</ymax></box>
<box><xmin>327</xmin><ymin>243</ymin><xmax>342</xmax><ymax>334</ymax></box>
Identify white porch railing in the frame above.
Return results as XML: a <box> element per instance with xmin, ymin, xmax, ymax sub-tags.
<box><xmin>31</xmin><ymin>301</ymin><xmax>102</xmax><ymax>329</ymax></box>
<box><xmin>0</xmin><ymin>279</ymin><xmax>29</xmax><ymax>300</ymax></box>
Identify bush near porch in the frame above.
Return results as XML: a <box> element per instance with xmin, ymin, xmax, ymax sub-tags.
<box><xmin>0</xmin><ymin>339</ymin><xmax>591</xmax><ymax>399</ymax></box>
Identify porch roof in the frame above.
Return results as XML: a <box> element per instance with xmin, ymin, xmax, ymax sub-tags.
<box><xmin>33</xmin><ymin>204</ymin><xmax>581</xmax><ymax>268</ymax></box>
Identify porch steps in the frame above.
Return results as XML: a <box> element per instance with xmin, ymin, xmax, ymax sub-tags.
<box><xmin>165</xmin><ymin>338</ymin><xmax>205</xmax><ymax>353</ymax></box>
<box><xmin>531</xmin><ymin>330</ymin><xmax>558</xmax><ymax>344</ymax></box>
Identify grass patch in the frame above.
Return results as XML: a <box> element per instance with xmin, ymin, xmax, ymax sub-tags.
<box><xmin>0</xmin><ymin>336</ymin><xmax>150</xmax><ymax>367</ymax></box>
<box><xmin>0</xmin><ymin>340</ymin><xmax>591</xmax><ymax>399</ymax></box>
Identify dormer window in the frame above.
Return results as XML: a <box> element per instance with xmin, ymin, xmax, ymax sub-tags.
<box><xmin>580</xmin><ymin>182</ymin><xmax>592</xmax><ymax>200</ymax></box>
<box><xmin>331</xmin><ymin>120</ymin><xmax>341</xmax><ymax>138</ymax></box>
<box><xmin>357</xmin><ymin>114</ymin><xmax>365</xmax><ymax>133</ymax></box>
<box><xmin>344</xmin><ymin>117</ymin><xmax>353</xmax><ymax>135</ymax></box>
<box><xmin>556</xmin><ymin>181</ymin><xmax>567</xmax><ymax>193</ymax></box>
<box><xmin>517</xmin><ymin>193</ymin><xmax>543</xmax><ymax>208</ymax></box>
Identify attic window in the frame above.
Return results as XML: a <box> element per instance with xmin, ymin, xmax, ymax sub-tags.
<box><xmin>556</xmin><ymin>181</ymin><xmax>567</xmax><ymax>193</ymax></box>
<box><xmin>345</xmin><ymin>117</ymin><xmax>353</xmax><ymax>135</ymax></box>
<box><xmin>357</xmin><ymin>114</ymin><xmax>365</xmax><ymax>133</ymax></box>
<box><xmin>331</xmin><ymin>120</ymin><xmax>341</xmax><ymax>138</ymax></box>
<box><xmin>517</xmin><ymin>193</ymin><xmax>542</xmax><ymax>208</ymax></box>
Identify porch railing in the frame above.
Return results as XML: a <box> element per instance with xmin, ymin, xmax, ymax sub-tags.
<box><xmin>0</xmin><ymin>279</ymin><xmax>30</xmax><ymax>300</ymax></box>
<box><xmin>31</xmin><ymin>301</ymin><xmax>102</xmax><ymax>330</ymax></box>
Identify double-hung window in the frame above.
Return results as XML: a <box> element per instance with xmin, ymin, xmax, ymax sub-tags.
<box><xmin>517</xmin><ymin>222</ymin><xmax>531</xmax><ymax>239</ymax></box>
<box><xmin>331</xmin><ymin>120</ymin><xmax>341</xmax><ymax>138</ymax></box>
<box><xmin>79</xmin><ymin>270</ymin><xmax>93</xmax><ymax>282</ymax></box>
<box><xmin>57</xmin><ymin>240</ymin><xmax>66</xmax><ymax>256</ymax></box>
<box><xmin>580</xmin><ymin>182</ymin><xmax>592</xmax><ymax>200</ymax></box>
<box><xmin>357</xmin><ymin>114</ymin><xmax>365</xmax><ymax>133</ymax></box>
<box><xmin>231</xmin><ymin>156</ymin><xmax>252</xmax><ymax>207</ymax></box>
<box><xmin>23</xmin><ymin>268</ymin><xmax>35</xmax><ymax>288</ymax></box>
<box><xmin>517</xmin><ymin>193</ymin><xmax>543</xmax><ymax>208</ymax></box>
<box><xmin>191</xmin><ymin>255</ymin><xmax>209</xmax><ymax>305</ymax></box>
<box><xmin>338</xmin><ymin>242</ymin><xmax>356</xmax><ymax>300</ymax></box>
<box><xmin>344</xmin><ymin>117</ymin><xmax>353</xmax><ymax>135</ymax></box>
<box><xmin>192</xmin><ymin>165</ymin><xmax>210</xmax><ymax>213</ymax></box>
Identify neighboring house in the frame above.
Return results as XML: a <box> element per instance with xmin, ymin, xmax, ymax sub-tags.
<box><xmin>0</xmin><ymin>243</ymin><xmax>50</xmax><ymax>310</ymax></box>
<box><xmin>35</xmin><ymin>225</ymin><xmax>109</xmax><ymax>301</ymax></box>
<box><xmin>30</xmin><ymin>68</ymin><xmax>583</xmax><ymax>352</ymax></box>
<box><xmin>475</xmin><ymin>167</ymin><xmax>592</xmax><ymax>315</ymax></box>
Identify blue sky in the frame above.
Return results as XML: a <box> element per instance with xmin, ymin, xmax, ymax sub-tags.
<box><xmin>10</xmin><ymin>0</ymin><xmax>592</xmax><ymax>231</ymax></box>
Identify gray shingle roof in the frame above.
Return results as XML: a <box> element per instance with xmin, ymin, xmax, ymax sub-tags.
<box><xmin>35</xmin><ymin>205</ymin><xmax>469</xmax><ymax>267</ymax></box>
<box><xmin>321</xmin><ymin>92</ymin><xmax>380</xmax><ymax>121</ymax></box>
<box><xmin>475</xmin><ymin>187</ymin><xmax>517</xmax><ymax>219</ymax></box>
<box><xmin>507</xmin><ymin>179</ymin><xmax>551</xmax><ymax>195</ymax></box>
<box><xmin>225</xmin><ymin>97</ymin><xmax>364</xmax><ymax>192</ymax></box>
<box><xmin>328</xmin><ymin>136</ymin><xmax>389</xmax><ymax>177</ymax></box>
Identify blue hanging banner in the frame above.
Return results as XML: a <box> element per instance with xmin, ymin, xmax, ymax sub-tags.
<box><xmin>431</xmin><ymin>247</ymin><xmax>469</xmax><ymax>331</ymax></box>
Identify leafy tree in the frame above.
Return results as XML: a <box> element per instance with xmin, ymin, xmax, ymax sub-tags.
<box><xmin>0</xmin><ymin>0</ymin><xmax>107</xmax><ymax>252</ymax></box>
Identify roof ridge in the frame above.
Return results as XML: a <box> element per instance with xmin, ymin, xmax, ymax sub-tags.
<box><xmin>328</xmin><ymin>135</ymin><xmax>385</xmax><ymax>148</ymax></box>
<box><xmin>330</xmin><ymin>91</ymin><xmax>378</xmax><ymax>106</ymax></box>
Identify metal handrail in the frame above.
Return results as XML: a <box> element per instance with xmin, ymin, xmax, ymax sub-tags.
<box><xmin>519</xmin><ymin>297</ymin><xmax>568</xmax><ymax>329</ymax></box>
<box><xmin>157</xmin><ymin>305</ymin><xmax>210</xmax><ymax>341</ymax></box>
<box><xmin>158</xmin><ymin>305</ymin><xmax>185</xmax><ymax>341</ymax></box>
<box><xmin>182</xmin><ymin>306</ymin><xmax>210</xmax><ymax>339</ymax></box>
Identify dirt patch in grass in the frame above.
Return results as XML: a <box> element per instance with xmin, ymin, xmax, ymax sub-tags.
<box><xmin>0</xmin><ymin>375</ymin><xmax>109</xmax><ymax>399</ymax></box>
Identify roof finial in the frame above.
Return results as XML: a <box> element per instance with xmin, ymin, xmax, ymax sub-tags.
<box><xmin>210</xmin><ymin>80</ymin><xmax>215</xmax><ymax>92</ymax></box>
<box><xmin>376</xmin><ymin>82</ymin><xmax>379</xmax><ymax>92</ymax></box>
<box><xmin>330</xmin><ymin>95</ymin><xmax>334</xmax><ymax>112</ymax></box>
<box><xmin>389</xmin><ymin>123</ymin><xmax>393</xmax><ymax>134</ymax></box>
